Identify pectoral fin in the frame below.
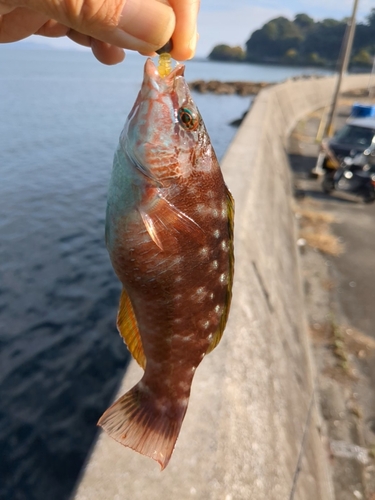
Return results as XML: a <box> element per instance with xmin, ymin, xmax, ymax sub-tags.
<box><xmin>138</xmin><ymin>191</ymin><xmax>202</xmax><ymax>251</ymax></box>
<box><xmin>117</xmin><ymin>288</ymin><xmax>146</xmax><ymax>369</ymax></box>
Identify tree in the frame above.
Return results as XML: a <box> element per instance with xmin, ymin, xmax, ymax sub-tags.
<box><xmin>301</xmin><ymin>19</ymin><xmax>347</xmax><ymax>63</ymax></box>
<box><xmin>209</xmin><ymin>44</ymin><xmax>245</xmax><ymax>62</ymax></box>
<box><xmin>352</xmin><ymin>49</ymin><xmax>373</xmax><ymax>66</ymax></box>
<box><xmin>294</xmin><ymin>14</ymin><xmax>314</xmax><ymax>30</ymax></box>
<box><xmin>284</xmin><ymin>48</ymin><xmax>298</xmax><ymax>63</ymax></box>
<box><xmin>367</xmin><ymin>8</ymin><xmax>375</xmax><ymax>33</ymax></box>
<box><xmin>209</xmin><ymin>10</ymin><xmax>375</xmax><ymax>67</ymax></box>
<box><xmin>246</xmin><ymin>17</ymin><xmax>303</xmax><ymax>61</ymax></box>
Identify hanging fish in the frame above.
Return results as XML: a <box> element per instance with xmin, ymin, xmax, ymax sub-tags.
<box><xmin>98</xmin><ymin>56</ymin><xmax>234</xmax><ymax>470</ymax></box>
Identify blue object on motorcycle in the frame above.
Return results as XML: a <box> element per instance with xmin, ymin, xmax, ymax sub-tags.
<box><xmin>351</xmin><ymin>103</ymin><xmax>375</xmax><ymax>118</ymax></box>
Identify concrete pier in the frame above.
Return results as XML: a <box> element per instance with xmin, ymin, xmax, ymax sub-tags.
<box><xmin>73</xmin><ymin>74</ymin><xmax>370</xmax><ymax>500</ymax></box>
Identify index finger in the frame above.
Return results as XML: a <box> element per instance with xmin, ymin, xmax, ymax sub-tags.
<box><xmin>168</xmin><ymin>0</ymin><xmax>199</xmax><ymax>61</ymax></box>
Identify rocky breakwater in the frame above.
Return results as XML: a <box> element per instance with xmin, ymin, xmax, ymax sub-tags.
<box><xmin>189</xmin><ymin>79</ymin><xmax>271</xmax><ymax>95</ymax></box>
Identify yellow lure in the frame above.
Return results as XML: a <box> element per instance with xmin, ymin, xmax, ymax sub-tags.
<box><xmin>157</xmin><ymin>53</ymin><xmax>173</xmax><ymax>77</ymax></box>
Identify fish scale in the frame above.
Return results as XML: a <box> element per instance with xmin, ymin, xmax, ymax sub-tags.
<box><xmin>98</xmin><ymin>57</ymin><xmax>234</xmax><ymax>469</ymax></box>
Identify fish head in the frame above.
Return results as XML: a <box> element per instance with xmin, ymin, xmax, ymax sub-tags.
<box><xmin>121</xmin><ymin>58</ymin><xmax>212</xmax><ymax>182</ymax></box>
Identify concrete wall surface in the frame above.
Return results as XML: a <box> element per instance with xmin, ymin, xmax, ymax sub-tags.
<box><xmin>73</xmin><ymin>74</ymin><xmax>370</xmax><ymax>500</ymax></box>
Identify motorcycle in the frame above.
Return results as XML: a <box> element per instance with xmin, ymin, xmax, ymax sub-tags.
<box><xmin>321</xmin><ymin>147</ymin><xmax>375</xmax><ymax>203</ymax></box>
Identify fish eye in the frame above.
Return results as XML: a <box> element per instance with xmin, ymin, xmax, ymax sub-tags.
<box><xmin>177</xmin><ymin>107</ymin><xmax>199</xmax><ymax>131</ymax></box>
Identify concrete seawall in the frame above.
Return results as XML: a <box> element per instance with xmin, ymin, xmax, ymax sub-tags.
<box><xmin>73</xmin><ymin>74</ymin><xmax>370</xmax><ymax>500</ymax></box>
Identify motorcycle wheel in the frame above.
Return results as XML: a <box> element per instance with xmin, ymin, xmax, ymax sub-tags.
<box><xmin>363</xmin><ymin>189</ymin><xmax>375</xmax><ymax>204</ymax></box>
<box><xmin>322</xmin><ymin>175</ymin><xmax>334</xmax><ymax>194</ymax></box>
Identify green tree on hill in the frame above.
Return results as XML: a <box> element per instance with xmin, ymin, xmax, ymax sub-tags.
<box><xmin>301</xmin><ymin>19</ymin><xmax>347</xmax><ymax>63</ymax></box>
<box><xmin>209</xmin><ymin>44</ymin><xmax>245</xmax><ymax>62</ymax></box>
<box><xmin>245</xmin><ymin>17</ymin><xmax>303</xmax><ymax>61</ymax></box>
<box><xmin>293</xmin><ymin>13</ymin><xmax>314</xmax><ymax>31</ymax></box>
<box><xmin>209</xmin><ymin>10</ymin><xmax>375</xmax><ymax>68</ymax></box>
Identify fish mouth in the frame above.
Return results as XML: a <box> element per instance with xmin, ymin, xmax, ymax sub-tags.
<box><xmin>144</xmin><ymin>58</ymin><xmax>185</xmax><ymax>85</ymax></box>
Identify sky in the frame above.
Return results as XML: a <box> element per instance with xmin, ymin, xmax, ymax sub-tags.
<box><xmin>15</xmin><ymin>0</ymin><xmax>374</xmax><ymax>57</ymax></box>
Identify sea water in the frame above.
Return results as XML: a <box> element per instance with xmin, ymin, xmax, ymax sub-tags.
<box><xmin>0</xmin><ymin>46</ymin><xmax>331</xmax><ymax>500</ymax></box>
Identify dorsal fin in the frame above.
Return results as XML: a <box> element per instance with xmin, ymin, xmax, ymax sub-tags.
<box><xmin>206</xmin><ymin>187</ymin><xmax>235</xmax><ymax>355</ymax></box>
<box><xmin>117</xmin><ymin>288</ymin><xmax>146</xmax><ymax>369</ymax></box>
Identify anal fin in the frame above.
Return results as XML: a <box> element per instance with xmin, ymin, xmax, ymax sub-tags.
<box><xmin>117</xmin><ymin>288</ymin><xmax>146</xmax><ymax>369</ymax></box>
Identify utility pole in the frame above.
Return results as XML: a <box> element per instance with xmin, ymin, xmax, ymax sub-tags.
<box><xmin>324</xmin><ymin>0</ymin><xmax>360</xmax><ymax>137</ymax></box>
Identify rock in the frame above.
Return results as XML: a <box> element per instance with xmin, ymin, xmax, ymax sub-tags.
<box><xmin>189</xmin><ymin>80</ymin><xmax>272</xmax><ymax>96</ymax></box>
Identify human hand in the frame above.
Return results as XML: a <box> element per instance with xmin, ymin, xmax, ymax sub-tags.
<box><xmin>0</xmin><ymin>0</ymin><xmax>199</xmax><ymax>64</ymax></box>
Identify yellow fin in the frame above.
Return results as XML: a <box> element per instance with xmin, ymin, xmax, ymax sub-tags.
<box><xmin>206</xmin><ymin>187</ymin><xmax>235</xmax><ymax>355</ymax></box>
<box><xmin>98</xmin><ymin>379</ymin><xmax>188</xmax><ymax>470</ymax></box>
<box><xmin>117</xmin><ymin>288</ymin><xmax>146</xmax><ymax>369</ymax></box>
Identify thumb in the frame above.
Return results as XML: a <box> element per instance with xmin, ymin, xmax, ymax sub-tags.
<box><xmin>14</xmin><ymin>0</ymin><xmax>176</xmax><ymax>53</ymax></box>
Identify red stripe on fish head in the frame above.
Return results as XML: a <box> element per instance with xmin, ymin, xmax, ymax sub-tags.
<box><xmin>123</xmin><ymin>59</ymin><xmax>207</xmax><ymax>183</ymax></box>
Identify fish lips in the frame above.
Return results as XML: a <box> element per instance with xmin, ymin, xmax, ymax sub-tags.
<box><xmin>144</xmin><ymin>58</ymin><xmax>185</xmax><ymax>89</ymax></box>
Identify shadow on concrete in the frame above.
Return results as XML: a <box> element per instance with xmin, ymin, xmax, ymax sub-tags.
<box><xmin>289</xmin><ymin>154</ymin><xmax>317</xmax><ymax>178</ymax></box>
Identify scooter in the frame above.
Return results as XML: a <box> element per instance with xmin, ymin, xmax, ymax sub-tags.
<box><xmin>322</xmin><ymin>151</ymin><xmax>375</xmax><ymax>203</ymax></box>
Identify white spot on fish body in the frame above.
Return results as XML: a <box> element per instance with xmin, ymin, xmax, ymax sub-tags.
<box><xmin>174</xmin><ymin>294</ymin><xmax>182</xmax><ymax>302</ymax></box>
<box><xmin>221</xmin><ymin>208</ymin><xmax>227</xmax><ymax>219</ymax></box>
<box><xmin>211</xmin><ymin>260</ymin><xmax>219</xmax><ymax>270</ymax></box>
<box><xmin>199</xmin><ymin>247</ymin><xmax>209</xmax><ymax>257</ymax></box>
<box><xmin>212</xmin><ymin>208</ymin><xmax>219</xmax><ymax>218</ymax></box>
<box><xmin>196</xmin><ymin>204</ymin><xmax>205</xmax><ymax>213</ymax></box>
<box><xmin>192</xmin><ymin>287</ymin><xmax>206</xmax><ymax>303</ymax></box>
<box><xmin>219</xmin><ymin>273</ymin><xmax>228</xmax><ymax>284</ymax></box>
<box><xmin>175</xmin><ymin>275</ymin><xmax>183</xmax><ymax>283</ymax></box>
<box><xmin>213</xmin><ymin>230</ymin><xmax>220</xmax><ymax>239</ymax></box>
<box><xmin>209</xmin><ymin>293</ymin><xmax>214</xmax><ymax>300</ymax></box>
<box><xmin>221</xmin><ymin>240</ymin><xmax>229</xmax><ymax>252</ymax></box>
<box><xmin>215</xmin><ymin>305</ymin><xmax>222</xmax><ymax>314</ymax></box>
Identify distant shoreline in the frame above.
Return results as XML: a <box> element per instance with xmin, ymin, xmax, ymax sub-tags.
<box><xmin>189</xmin><ymin>79</ymin><xmax>271</xmax><ymax>96</ymax></box>
<box><xmin>189</xmin><ymin>73</ymin><xmax>331</xmax><ymax>96</ymax></box>
<box><xmin>204</xmin><ymin>56</ymin><xmax>372</xmax><ymax>74</ymax></box>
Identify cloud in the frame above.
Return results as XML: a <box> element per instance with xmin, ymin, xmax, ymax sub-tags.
<box><xmin>197</xmin><ymin>5</ymin><xmax>293</xmax><ymax>56</ymax></box>
<box><xmin>280</xmin><ymin>0</ymin><xmax>371</xmax><ymax>21</ymax></box>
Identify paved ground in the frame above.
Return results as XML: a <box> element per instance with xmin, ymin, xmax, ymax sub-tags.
<box><xmin>290</xmin><ymin>96</ymin><xmax>375</xmax><ymax>341</ymax></box>
<box><xmin>289</xmin><ymin>94</ymin><xmax>375</xmax><ymax>499</ymax></box>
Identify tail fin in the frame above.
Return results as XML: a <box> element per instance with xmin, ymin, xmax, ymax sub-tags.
<box><xmin>97</xmin><ymin>381</ymin><xmax>188</xmax><ymax>470</ymax></box>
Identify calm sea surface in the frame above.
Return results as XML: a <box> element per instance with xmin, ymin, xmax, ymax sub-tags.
<box><xmin>0</xmin><ymin>46</ymin><xmax>331</xmax><ymax>500</ymax></box>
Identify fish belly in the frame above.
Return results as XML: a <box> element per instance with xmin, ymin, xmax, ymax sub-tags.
<box><xmin>100</xmin><ymin>162</ymin><xmax>233</xmax><ymax>469</ymax></box>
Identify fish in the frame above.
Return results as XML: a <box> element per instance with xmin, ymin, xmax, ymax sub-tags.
<box><xmin>98</xmin><ymin>58</ymin><xmax>234</xmax><ymax>470</ymax></box>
